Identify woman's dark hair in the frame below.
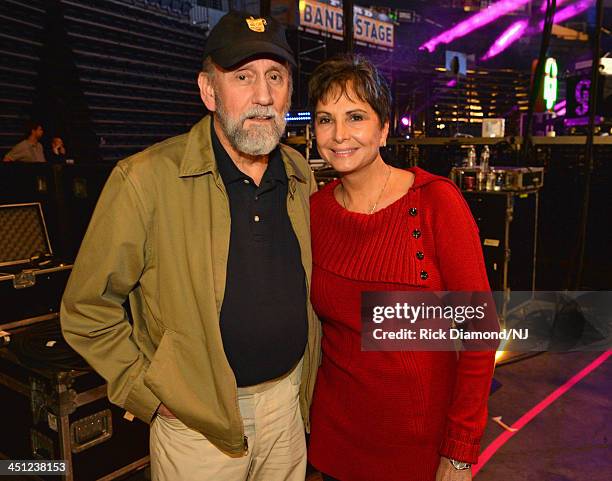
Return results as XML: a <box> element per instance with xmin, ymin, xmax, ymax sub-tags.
<box><xmin>308</xmin><ymin>54</ymin><xmax>391</xmax><ymax>127</ymax></box>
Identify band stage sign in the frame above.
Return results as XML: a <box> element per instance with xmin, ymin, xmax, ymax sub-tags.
<box><xmin>299</xmin><ymin>0</ymin><xmax>394</xmax><ymax>49</ymax></box>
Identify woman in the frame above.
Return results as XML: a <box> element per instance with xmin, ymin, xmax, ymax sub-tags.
<box><xmin>308</xmin><ymin>55</ymin><xmax>497</xmax><ymax>481</ymax></box>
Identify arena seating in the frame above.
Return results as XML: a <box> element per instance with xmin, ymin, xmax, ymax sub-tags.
<box><xmin>1</xmin><ymin>0</ymin><xmax>206</xmax><ymax>163</ymax></box>
<box><xmin>0</xmin><ymin>0</ymin><xmax>46</xmax><ymax>154</ymax></box>
<box><xmin>61</xmin><ymin>0</ymin><xmax>206</xmax><ymax>162</ymax></box>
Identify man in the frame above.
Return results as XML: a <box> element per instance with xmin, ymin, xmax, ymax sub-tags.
<box><xmin>3</xmin><ymin>121</ymin><xmax>46</xmax><ymax>162</ymax></box>
<box><xmin>61</xmin><ymin>11</ymin><xmax>320</xmax><ymax>481</ymax></box>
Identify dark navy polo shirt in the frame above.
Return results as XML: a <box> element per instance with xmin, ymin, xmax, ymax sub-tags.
<box><xmin>212</xmin><ymin>120</ymin><xmax>307</xmax><ymax>387</ymax></box>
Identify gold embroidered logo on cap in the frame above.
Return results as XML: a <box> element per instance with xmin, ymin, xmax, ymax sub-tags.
<box><xmin>246</xmin><ymin>16</ymin><xmax>267</xmax><ymax>32</ymax></box>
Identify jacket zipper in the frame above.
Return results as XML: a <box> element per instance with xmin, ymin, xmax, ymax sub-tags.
<box><xmin>303</xmin><ymin>303</ymin><xmax>315</xmax><ymax>432</ymax></box>
<box><xmin>286</xmin><ymin>178</ymin><xmax>316</xmax><ymax>432</ymax></box>
<box><xmin>213</xmin><ymin>172</ymin><xmax>247</xmax><ymax>454</ymax></box>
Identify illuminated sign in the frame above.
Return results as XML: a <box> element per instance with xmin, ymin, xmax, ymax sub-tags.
<box><xmin>299</xmin><ymin>0</ymin><xmax>394</xmax><ymax>49</ymax></box>
<box><xmin>543</xmin><ymin>57</ymin><xmax>558</xmax><ymax>111</ymax></box>
<box><xmin>566</xmin><ymin>64</ymin><xmax>610</xmax><ymax>124</ymax></box>
<box><xmin>574</xmin><ymin>79</ymin><xmax>590</xmax><ymax>116</ymax></box>
<box><xmin>285</xmin><ymin>111</ymin><xmax>312</xmax><ymax>122</ymax></box>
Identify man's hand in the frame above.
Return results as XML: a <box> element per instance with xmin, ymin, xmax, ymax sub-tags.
<box><xmin>435</xmin><ymin>457</ymin><xmax>472</xmax><ymax>481</ymax></box>
<box><xmin>157</xmin><ymin>403</ymin><xmax>177</xmax><ymax>419</ymax></box>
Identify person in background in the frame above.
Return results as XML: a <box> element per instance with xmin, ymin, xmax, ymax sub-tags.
<box><xmin>307</xmin><ymin>54</ymin><xmax>497</xmax><ymax>481</ymax></box>
<box><xmin>3</xmin><ymin>120</ymin><xmax>46</xmax><ymax>162</ymax></box>
<box><xmin>46</xmin><ymin>136</ymin><xmax>67</xmax><ymax>163</ymax></box>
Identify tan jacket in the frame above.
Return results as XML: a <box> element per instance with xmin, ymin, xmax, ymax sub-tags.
<box><xmin>60</xmin><ymin>116</ymin><xmax>321</xmax><ymax>455</ymax></box>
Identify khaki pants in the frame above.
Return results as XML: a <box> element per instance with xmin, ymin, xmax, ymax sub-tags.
<box><xmin>150</xmin><ymin>362</ymin><xmax>306</xmax><ymax>481</ymax></box>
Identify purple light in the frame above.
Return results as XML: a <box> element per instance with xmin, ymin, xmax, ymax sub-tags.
<box><xmin>481</xmin><ymin>20</ymin><xmax>529</xmax><ymax>60</ymax></box>
<box><xmin>538</xmin><ymin>0</ymin><xmax>594</xmax><ymax>29</ymax></box>
<box><xmin>564</xmin><ymin>116</ymin><xmax>603</xmax><ymax>127</ymax></box>
<box><xmin>446</xmin><ymin>78</ymin><xmax>458</xmax><ymax>87</ymax></box>
<box><xmin>556</xmin><ymin>108</ymin><xmax>567</xmax><ymax>116</ymax></box>
<box><xmin>420</xmin><ymin>0</ymin><xmax>531</xmax><ymax>53</ymax></box>
<box><xmin>553</xmin><ymin>100</ymin><xmax>567</xmax><ymax>111</ymax></box>
<box><xmin>575</xmin><ymin>79</ymin><xmax>591</xmax><ymax>115</ymax></box>
<box><xmin>540</xmin><ymin>0</ymin><xmax>571</xmax><ymax>13</ymax></box>
<box><xmin>400</xmin><ymin>115</ymin><xmax>411</xmax><ymax>127</ymax></box>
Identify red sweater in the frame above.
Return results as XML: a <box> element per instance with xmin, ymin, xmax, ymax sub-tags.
<box><xmin>308</xmin><ymin>167</ymin><xmax>496</xmax><ymax>481</ymax></box>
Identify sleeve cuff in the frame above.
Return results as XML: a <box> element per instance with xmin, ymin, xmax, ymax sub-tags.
<box><xmin>439</xmin><ymin>428</ymin><xmax>482</xmax><ymax>464</ymax></box>
<box><xmin>123</xmin><ymin>372</ymin><xmax>161</xmax><ymax>424</ymax></box>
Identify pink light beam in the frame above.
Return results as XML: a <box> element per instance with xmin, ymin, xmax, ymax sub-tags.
<box><xmin>540</xmin><ymin>0</ymin><xmax>571</xmax><ymax>13</ymax></box>
<box><xmin>481</xmin><ymin>20</ymin><xmax>529</xmax><ymax>60</ymax></box>
<box><xmin>419</xmin><ymin>0</ymin><xmax>532</xmax><ymax>53</ymax></box>
<box><xmin>539</xmin><ymin>0</ymin><xmax>594</xmax><ymax>29</ymax></box>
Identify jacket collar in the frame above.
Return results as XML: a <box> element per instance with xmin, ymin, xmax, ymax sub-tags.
<box><xmin>178</xmin><ymin>115</ymin><xmax>306</xmax><ymax>183</ymax></box>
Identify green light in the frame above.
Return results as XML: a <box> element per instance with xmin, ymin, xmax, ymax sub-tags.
<box><xmin>543</xmin><ymin>57</ymin><xmax>558</xmax><ymax>111</ymax></box>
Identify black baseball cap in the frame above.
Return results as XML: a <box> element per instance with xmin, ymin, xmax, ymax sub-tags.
<box><xmin>202</xmin><ymin>10</ymin><xmax>296</xmax><ymax>69</ymax></box>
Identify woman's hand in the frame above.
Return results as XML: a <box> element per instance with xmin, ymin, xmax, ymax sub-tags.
<box><xmin>435</xmin><ymin>457</ymin><xmax>472</xmax><ymax>481</ymax></box>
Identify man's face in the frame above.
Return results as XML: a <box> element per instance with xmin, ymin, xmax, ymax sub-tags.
<box><xmin>198</xmin><ymin>58</ymin><xmax>291</xmax><ymax>155</ymax></box>
<box><xmin>33</xmin><ymin>126</ymin><xmax>43</xmax><ymax>141</ymax></box>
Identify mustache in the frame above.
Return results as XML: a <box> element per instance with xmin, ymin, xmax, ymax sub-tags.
<box><xmin>240</xmin><ymin>106</ymin><xmax>281</xmax><ymax>123</ymax></box>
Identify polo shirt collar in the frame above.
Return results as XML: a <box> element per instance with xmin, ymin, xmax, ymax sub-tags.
<box><xmin>178</xmin><ymin>115</ymin><xmax>305</xmax><ymax>185</ymax></box>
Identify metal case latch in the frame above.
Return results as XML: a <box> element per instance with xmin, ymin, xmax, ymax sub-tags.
<box><xmin>13</xmin><ymin>270</ymin><xmax>36</xmax><ymax>289</ymax></box>
<box><xmin>70</xmin><ymin>409</ymin><xmax>113</xmax><ymax>453</ymax></box>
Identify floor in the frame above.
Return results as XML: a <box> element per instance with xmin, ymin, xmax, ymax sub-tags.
<box><xmin>121</xmin><ymin>350</ymin><xmax>611</xmax><ymax>481</ymax></box>
<box><xmin>475</xmin><ymin>350</ymin><xmax>610</xmax><ymax>481</ymax></box>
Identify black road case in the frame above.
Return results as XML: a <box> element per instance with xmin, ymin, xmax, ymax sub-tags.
<box><xmin>0</xmin><ymin>337</ymin><xmax>149</xmax><ymax>481</ymax></box>
<box><xmin>0</xmin><ymin>202</ymin><xmax>73</xmax><ymax>326</ymax></box>
<box><xmin>0</xmin><ymin>202</ymin><xmax>150</xmax><ymax>480</ymax></box>
<box><xmin>462</xmin><ymin>190</ymin><xmax>539</xmax><ymax>295</ymax></box>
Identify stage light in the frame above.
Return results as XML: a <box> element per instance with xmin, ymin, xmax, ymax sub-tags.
<box><xmin>495</xmin><ymin>338</ymin><xmax>511</xmax><ymax>363</ymax></box>
<box><xmin>481</xmin><ymin>1</ymin><xmax>595</xmax><ymax>62</ymax></box>
<box><xmin>421</xmin><ymin>0</ymin><xmax>595</xmax><ymax>62</ymax></box>
<box><xmin>495</xmin><ymin>350</ymin><xmax>507</xmax><ymax>363</ymax></box>
<box><xmin>540</xmin><ymin>0</ymin><xmax>572</xmax><ymax>13</ymax></box>
<box><xmin>419</xmin><ymin>0</ymin><xmax>531</xmax><ymax>53</ymax></box>
<box><xmin>539</xmin><ymin>0</ymin><xmax>594</xmax><ymax>29</ymax></box>
<box><xmin>481</xmin><ymin>20</ymin><xmax>529</xmax><ymax>60</ymax></box>
<box><xmin>400</xmin><ymin>115</ymin><xmax>411</xmax><ymax>127</ymax></box>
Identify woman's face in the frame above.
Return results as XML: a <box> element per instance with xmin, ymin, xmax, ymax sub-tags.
<box><xmin>314</xmin><ymin>84</ymin><xmax>389</xmax><ymax>175</ymax></box>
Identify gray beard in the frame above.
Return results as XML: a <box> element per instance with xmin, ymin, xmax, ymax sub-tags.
<box><xmin>214</xmin><ymin>96</ymin><xmax>288</xmax><ymax>156</ymax></box>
